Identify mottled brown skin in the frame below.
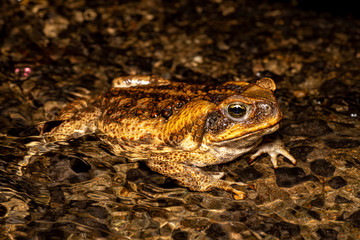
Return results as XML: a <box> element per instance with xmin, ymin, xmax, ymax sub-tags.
<box><xmin>46</xmin><ymin>75</ymin><xmax>296</xmax><ymax>199</ymax></box>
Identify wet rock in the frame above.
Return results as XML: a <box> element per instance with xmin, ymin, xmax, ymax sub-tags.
<box><xmin>309</xmin><ymin>195</ymin><xmax>325</xmax><ymax>208</ymax></box>
<box><xmin>328</xmin><ymin>176</ymin><xmax>347</xmax><ymax>189</ymax></box>
<box><xmin>275</xmin><ymin>167</ymin><xmax>316</xmax><ymax>188</ymax></box>
<box><xmin>141</xmin><ymin>227</ymin><xmax>163</xmax><ymax>239</ymax></box>
<box><xmin>42</xmin><ymin>209</ymin><xmax>65</xmax><ymax>221</ymax></box>
<box><xmin>160</xmin><ymin>223</ymin><xmax>172</xmax><ymax>236</ymax></box>
<box><xmin>229</xmin><ymin>209</ymin><xmax>255</xmax><ymax>223</ymax></box>
<box><xmin>233</xmin><ymin>166</ymin><xmax>263</xmax><ymax>182</ymax></box>
<box><xmin>316</xmin><ymin>228</ymin><xmax>339</xmax><ymax>240</ymax></box>
<box><xmin>346</xmin><ymin>210</ymin><xmax>360</xmax><ymax>228</ymax></box>
<box><xmin>217</xmin><ymin>73</ymin><xmax>235</xmax><ymax>83</ymax></box>
<box><xmin>205</xmin><ymin>223</ymin><xmax>229</xmax><ymax>240</ymax></box>
<box><xmin>0</xmin><ymin>204</ymin><xmax>7</xmax><ymax>217</ymax></box>
<box><xmin>256</xmin><ymin>70</ymin><xmax>284</xmax><ymax>83</ymax></box>
<box><xmin>70</xmin><ymin>158</ymin><xmax>91</xmax><ymax>173</ymax></box>
<box><xmin>174</xmin><ymin>65</ymin><xmax>216</xmax><ymax>84</ymax></box>
<box><xmin>87</xmin><ymin>206</ymin><xmax>108</xmax><ymax>219</ymax></box>
<box><xmin>335</xmin><ymin>195</ymin><xmax>353</xmax><ymax>204</ymax></box>
<box><xmin>281</xmin><ymin>119</ymin><xmax>332</xmax><ymax>137</ymax></box>
<box><xmin>181</xmin><ymin>217</ymin><xmax>210</xmax><ymax>229</ymax></box>
<box><xmin>154</xmin><ymin>198</ymin><xmax>184</xmax><ymax>207</ymax></box>
<box><xmin>204</xmin><ymin>53</ymin><xmax>227</xmax><ymax>62</ymax></box>
<box><xmin>320</xmin><ymin>78</ymin><xmax>349</xmax><ymax>96</ymax></box>
<box><xmin>172</xmin><ymin>229</ymin><xmax>189</xmax><ymax>240</ymax></box>
<box><xmin>125</xmin><ymin>55</ymin><xmax>153</xmax><ymax>73</ymax></box>
<box><xmin>345</xmin><ymin>160</ymin><xmax>356</xmax><ymax>168</ymax></box>
<box><xmin>290</xmin><ymin>146</ymin><xmax>314</xmax><ymax>163</ymax></box>
<box><xmin>266</xmin><ymin>221</ymin><xmax>300</xmax><ymax>239</ymax></box>
<box><xmin>246</xmin><ymin>216</ymin><xmax>301</xmax><ymax>239</ymax></box>
<box><xmin>307</xmin><ymin>209</ymin><xmax>321</xmax><ymax>220</ymax></box>
<box><xmin>7</xmin><ymin>124</ymin><xmax>40</xmax><ymax>137</ymax></box>
<box><xmin>356</xmin><ymin>192</ymin><xmax>360</xmax><ymax>199</ymax></box>
<box><xmin>75</xmin><ymin>217</ymin><xmax>110</xmax><ymax>235</ymax></box>
<box><xmin>83</xmin><ymin>9</ymin><xmax>98</xmax><ymax>21</ymax></box>
<box><xmin>37</xmin><ymin>229</ymin><xmax>67</xmax><ymax>240</ymax></box>
<box><xmin>47</xmin><ymin>154</ymin><xmax>93</xmax><ymax>183</ymax></box>
<box><xmin>43</xmin><ymin>15</ymin><xmax>70</xmax><ymax>38</ymax></box>
<box><xmin>310</xmin><ymin>159</ymin><xmax>336</xmax><ymax>177</ymax></box>
<box><xmin>126</xmin><ymin>168</ymin><xmax>143</xmax><ymax>182</ymax></box>
<box><xmin>302</xmin><ymin>60</ymin><xmax>326</xmax><ymax>73</ymax></box>
<box><xmin>49</xmin><ymin>186</ymin><xmax>65</xmax><ymax>204</ymax></box>
<box><xmin>325</xmin><ymin>139</ymin><xmax>360</xmax><ymax>149</ymax></box>
<box><xmin>69</xmin><ymin>200</ymin><xmax>93</xmax><ymax>209</ymax></box>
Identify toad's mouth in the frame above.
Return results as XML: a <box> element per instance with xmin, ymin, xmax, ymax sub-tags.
<box><xmin>210</xmin><ymin>123</ymin><xmax>280</xmax><ymax>146</ymax></box>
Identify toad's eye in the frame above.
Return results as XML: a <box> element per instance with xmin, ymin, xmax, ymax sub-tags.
<box><xmin>227</xmin><ymin>103</ymin><xmax>247</xmax><ymax>118</ymax></box>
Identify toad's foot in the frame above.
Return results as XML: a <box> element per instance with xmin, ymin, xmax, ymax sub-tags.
<box><xmin>214</xmin><ymin>180</ymin><xmax>250</xmax><ymax>200</ymax></box>
<box><xmin>248</xmin><ymin>138</ymin><xmax>296</xmax><ymax>168</ymax></box>
<box><xmin>146</xmin><ymin>159</ymin><xmax>247</xmax><ymax>199</ymax></box>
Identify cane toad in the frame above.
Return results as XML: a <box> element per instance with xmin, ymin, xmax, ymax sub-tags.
<box><xmin>45</xmin><ymin>76</ymin><xmax>296</xmax><ymax>199</ymax></box>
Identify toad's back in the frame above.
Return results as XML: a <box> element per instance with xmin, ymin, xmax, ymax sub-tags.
<box><xmin>96</xmin><ymin>78</ymin><xmax>250</xmax><ymax>122</ymax></box>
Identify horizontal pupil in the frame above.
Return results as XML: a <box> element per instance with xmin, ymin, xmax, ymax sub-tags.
<box><xmin>230</xmin><ymin>105</ymin><xmax>245</xmax><ymax>114</ymax></box>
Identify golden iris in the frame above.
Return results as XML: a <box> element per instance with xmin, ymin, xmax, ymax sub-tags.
<box><xmin>227</xmin><ymin>104</ymin><xmax>247</xmax><ymax>118</ymax></box>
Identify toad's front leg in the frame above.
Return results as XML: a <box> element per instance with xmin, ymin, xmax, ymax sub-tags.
<box><xmin>248</xmin><ymin>135</ymin><xmax>296</xmax><ymax>168</ymax></box>
<box><xmin>146</xmin><ymin>154</ymin><xmax>247</xmax><ymax>199</ymax></box>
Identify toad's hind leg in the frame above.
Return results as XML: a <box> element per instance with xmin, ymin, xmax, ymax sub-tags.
<box><xmin>46</xmin><ymin>99</ymin><xmax>102</xmax><ymax>141</ymax></box>
<box><xmin>146</xmin><ymin>159</ymin><xmax>247</xmax><ymax>199</ymax></box>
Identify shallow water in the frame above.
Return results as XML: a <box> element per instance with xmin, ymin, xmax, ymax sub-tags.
<box><xmin>1</xmin><ymin>0</ymin><xmax>360</xmax><ymax>239</ymax></box>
